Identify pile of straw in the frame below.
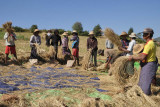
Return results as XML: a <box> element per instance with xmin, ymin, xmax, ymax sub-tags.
<box><xmin>0</xmin><ymin>52</ymin><xmax>5</xmax><ymax>64</ymax></box>
<box><xmin>108</xmin><ymin>56</ymin><xmax>138</xmax><ymax>85</ymax></box>
<box><xmin>104</xmin><ymin>28</ymin><xmax>122</xmax><ymax>47</ymax></box>
<box><xmin>107</xmin><ymin>85</ymin><xmax>160</xmax><ymax>107</ymax></box>
<box><xmin>82</xmin><ymin>49</ymin><xmax>92</xmax><ymax>70</ymax></box>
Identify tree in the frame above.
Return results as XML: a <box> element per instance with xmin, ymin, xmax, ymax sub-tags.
<box><xmin>128</xmin><ymin>27</ymin><xmax>134</xmax><ymax>35</ymax></box>
<box><xmin>58</xmin><ymin>29</ymin><xmax>65</xmax><ymax>35</ymax></box>
<box><xmin>72</xmin><ymin>22</ymin><xmax>83</xmax><ymax>34</ymax></box>
<box><xmin>93</xmin><ymin>24</ymin><xmax>102</xmax><ymax>36</ymax></box>
<box><xmin>30</xmin><ymin>25</ymin><xmax>38</xmax><ymax>33</ymax></box>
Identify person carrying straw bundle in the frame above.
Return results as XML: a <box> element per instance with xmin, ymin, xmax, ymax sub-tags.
<box><xmin>71</xmin><ymin>30</ymin><xmax>80</xmax><ymax>66</ymax></box>
<box><xmin>87</xmin><ymin>31</ymin><xmax>98</xmax><ymax>67</ymax></box>
<box><xmin>29</xmin><ymin>29</ymin><xmax>42</xmax><ymax>61</ymax></box>
<box><xmin>3</xmin><ymin>22</ymin><xmax>17</xmax><ymax>65</ymax></box>
<box><xmin>49</xmin><ymin>29</ymin><xmax>62</xmax><ymax>60</ymax></box>
<box><xmin>128</xmin><ymin>28</ymin><xmax>157</xmax><ymax>95</ymax></box>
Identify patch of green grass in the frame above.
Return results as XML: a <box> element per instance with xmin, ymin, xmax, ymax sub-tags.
<box><xmin>17</xmin><ymin>35</ymin><xmax>29</xmax><ymax>41</ymax></box>
<box><xmin>0</xmin><ymin>32</ymin><xmax>5</xmax><ymax>39</ymax></box>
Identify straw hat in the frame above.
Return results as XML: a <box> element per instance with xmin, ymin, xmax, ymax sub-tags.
<box><xmin>129</xmin><ymin>32</ymin><xmax>137</xmax><ymax>38</ymax></box>
<box><xmin>133</xmin><ymin>44</ymin><xmax>144</xmax><ymax>54</ymax></box>
<box><xmin>62</xmin><ymin>32</ymin><xmax>68</xmax><ymax>36</ymax></box>
<box><xmin>89</xmin><ymin>31</ymin><xmax>94</xmax><ymax>35</ymax></box>
<box><xmin>120</xmin><ymin>31</ymin><xmax>128</xmax><ymax>36</ymax></box>
<box><xmin>34</xmin><ymin>29</ymin><xmax>39</xmax><ymax>33</ymax></box>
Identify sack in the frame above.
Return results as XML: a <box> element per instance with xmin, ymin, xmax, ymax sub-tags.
<box><xmin>66</xmin><ymin>60</ymin><xmax>75</xmax><ymax>67</ymax></box>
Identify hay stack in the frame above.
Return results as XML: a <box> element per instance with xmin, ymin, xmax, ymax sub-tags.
<box><xmin>82</xmin><ymin>49</ymin><xmax>92</xmax><ymax>70</ymax></box>
<box><xmin>104</xmin><ymin>28</ymin><xmax>122</xmax><ymax>47</ymax></box>
<box><xmin>108</xmin><ymin>56</ymin><xmax>139</xmax><ymax>85</ymax></box>
<box><xmin>107</xmin><ymin>85</ymin><xmax>159</xmax><ymax>107</ymax></box>
<box><xmin>0</xmin><ymin>52</ymin><xmax>5</xmax><ymax>64</ymax></box>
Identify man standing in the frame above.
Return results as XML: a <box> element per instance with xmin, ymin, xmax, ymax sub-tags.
<box><xmin>49</xmin><ymin>29</ymin><xmax>62</xmax><ymax>60</ymax></box>
<box><xmin>128</xmin><ymin>28</ymin><xmax>157</xmax><ymax>95</ymax></box>
<box><xmin>71</xmin><ymin>30</ymin><xmax>79</xmax><ymax>66</ymax></box>
<box><xmin>4</xmin><ymin>29</ymin><xmax>17</xmax><ymax>64</ymax></box>
<box><xmin>87</xmin><ymin>31</ymin><xmax>98</xmax><ymax>66</ymax></box>
<box><xmin>120</xmin><ymin>31</ymin><xmax>130</xmax><ymax>49</ymax></box>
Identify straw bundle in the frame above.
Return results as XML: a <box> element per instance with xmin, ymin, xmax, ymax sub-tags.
<box><xmin>0</xmin><ymin>52</ymin><xmax>5</xmax><ymax>64</ymax></box>
<box><xmin>48</xmin><ymin>46</ymin><xmax>55</xmax><ymax>58</ymax></box>
<box><xmin>35</xmin><ymin>44</ymin><xmax>46</xmax><ymax>56</ymax></box>
<box><xmin>2</xmin><ymin>22</ymin><xmax>13</xmax><ymax>33</ymax></box>
<box><xmin>82</xmin><ymin>49</ymin><xmax>92</xmax><ymax>70</ymax></box>
<box><xmin>57</xmin><ymin>46</ymin><xmax>63</xmax><ymax>59</ymax></box>
<box><xmin>104</xmin><ymin>28</ymin><xmax>122</xmax><ymax>47</ymax></box>
<box><xmin>108</xmin><ymin>56</ymin><xmax>130</xmax><ymax>85</ymax></box>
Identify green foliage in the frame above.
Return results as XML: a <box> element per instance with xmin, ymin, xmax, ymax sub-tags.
<box><xmin>13</xmin><ymin>26</ymin><xmax>25</xmax><ymax>32</ymax></box>
<box><xmin>72</xmin><ymin>22</ymin><xmax>83</xmax><ymax>34</ymax></box>
<box><xmin>0</xmin><ymin>28</ymin><xmax>4</xmax><ymax>32</ymax></box>
<box><xmin>128</xmin><ymin>27</ymin><xmax>134</xmax><ymax>35</ymax></box>
<box><xmin>58</xmin><ymin>29</ymin><xmax>65</xmax><ymax>35</ymax></box>
<box><xmin>93</xmin><ymin>24</ymin><xmax>102</xmax><ymax>36</ymax></box>
<box><xmin>17</xmin><ymin>35</ymin><xmax>29</xmax><ymax>41</ymax></box>
<box><xmin>136</xmin><ymin>38</ymin><xmax>145</xmax><ymax>43</ymax></box>
<box><xmin>0</xmin><ymin>32</ymin><xmax>5</xmax><ymax>39</ymax></box>
<box><xmin>80</xmin><ymin>30</ymin><xmax>89</xmax><ymax>36</ymax></box>
<box><xmin>30</xmin><ymin>25</ymin><xmax>38</xmax><ymax>33</ymax></box>
<box><xmin>67</xmin><ymin>30</ymin><xmax>72</xmax><ymax>35</ymax></box>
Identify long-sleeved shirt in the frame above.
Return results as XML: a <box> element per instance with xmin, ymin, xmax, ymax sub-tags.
<box><xmin>4</xmin><ymin>32</ymin><xmax>16</xmax><ymax>46</ymax></box>
<box><xmin>62</xmin><ymin>36</ymin><xmax>69</xmax><ymax>48</ymax></box>
<box><xmin>87</xmin><ymin>37</ymin><xmax>98</xmax><ymax>51</ymax></box>
<box><xmin>49</xmin><ymin>34</ymin><xmax>62</xmax><ymax>46</ymax></box>
<box><xmin>30</xmin><ymin>35</ymin><xmax>41</xmax><ymax>47</ymax></box>
<box><xmin>126</xmin><ymin>39</ymin><xmax>136</xmax><ymax>56</ymax></box>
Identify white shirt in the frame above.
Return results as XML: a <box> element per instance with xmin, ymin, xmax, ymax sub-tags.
<box><xmin>126</xmin><ymin>39</ymin><xmax>136</xmax><ymax>56</ymax></box>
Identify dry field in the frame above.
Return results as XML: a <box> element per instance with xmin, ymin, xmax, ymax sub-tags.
<box><xmin>0</xmin><ymin>32</ymin><xmax>160</xmax><ymax>107</ymax></box>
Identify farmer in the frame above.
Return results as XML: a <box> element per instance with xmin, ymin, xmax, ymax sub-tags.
<box><xmin>62</xmin><ymin>32</ymin><xmax>71</xmax><ymax>55</ymax></box>
<box><xmin>70</xmin><ymin>30</ymin><xmax>79</xmax><ymax>66</ymax></box>
<box><xmin>4</xmin><ymin>29</ymin><xmax>17</xmax><ymax>64</ymax></box>
<box><xmin>30</xmin><ymin>29</ymin><xmax>41</xmax><ymax>59</ymax></box>
<box><xmin>119</xmin><ymin>33</ymin><xmax>137</xmax><ymax>75</ymax></box>
<box><xmin>87</xmin><ymin>31</ymin><xmax>98</xmax><ymax>66</ymax></box>
<box><xmin>49</xmin><ymin>29</ymin><xmax>62</xmax><ymax>60</ymax></box>
<box><xmin>98</xmin><ymin>49</ymin><xmax>123</xmax><ymax>71</ymax></box>
<box><xmin>128</xmin><ymin>28</ymin><xmax>157</xmax><ymax>95</ymax></box>
<box><xmin>46</xmin><ymin>30</ymin><xmax>52</xmax><ymax>46</ymax></box>
<box><xmin>106</xmin><ymin>38</ymin><xmax>114</xmax><ymax>49</ymax></box>
<box><xmin>120</xmin><ymin>31</ymin><xmax>130</xmax><ymax>49</ymax></box>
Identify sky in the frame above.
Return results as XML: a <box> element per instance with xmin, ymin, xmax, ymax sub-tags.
<box><xmin>0</xmin><ymin>0</ymin><xmax>160</xmax><ymax>38</ymax></box>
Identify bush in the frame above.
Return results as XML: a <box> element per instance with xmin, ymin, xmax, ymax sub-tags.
<box><xmin>13</xmin><ymin>26</ymin><xmax>25</xmax><ymax>32</ymax></box>
<box><xmin>80</xmin><ymin>30</ymin><xmax>89</xmax><ymax>36</ymax></box>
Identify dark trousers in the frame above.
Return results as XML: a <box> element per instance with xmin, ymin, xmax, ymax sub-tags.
<box><xmin>90</xmin><ymin>50</ymin><xmax>97</xmax><ymax>66</ymax></box>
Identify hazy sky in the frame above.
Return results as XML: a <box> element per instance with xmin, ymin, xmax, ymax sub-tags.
<box><xmin>0</xmin><ymin>0</ymin><xmax>160</xmax><ymax>38</ymax></box>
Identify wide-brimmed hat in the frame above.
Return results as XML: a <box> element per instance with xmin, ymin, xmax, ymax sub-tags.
<box><xmin>89</xmin><ymin>31</ymin><xmax>94</xmax><ymax>35</ymax></box>
<box><xmin>133</xmin><ymin>44</ymin><xmax>144</xmax><ymax>54</ymax></box>
<box><xmin>62</xmin><ymin>32</ymin><xmax>68</xmax><ymax>36</ymax></box>
<box><xmin>34</xmin><ymin>29</ymin><xmax>39</xmax><ymax>33</ymax></box>
<box><xmin>120</xmin><ymin>31</ymin><xmax>128</xmax><ymax>36</ymax></box>
<box><xmin>129</xmin><ymin>32</ymin><xmax>137</xmax><ymax>38</ymax></box>
<box><xmin>142</xmin><ymin>28</ymin><xmax>154</xmax><ymax>34</ymax></box>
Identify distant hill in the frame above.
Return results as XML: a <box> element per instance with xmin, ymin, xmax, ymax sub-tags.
<box><xmin>154</xmin><ymin>37</ymin><xmax>160</xmax><ymax>42</ymax></box>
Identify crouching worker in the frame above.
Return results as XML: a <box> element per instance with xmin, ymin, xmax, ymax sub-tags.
<box><xmin>29</xmin><ymin>29</ymin><xmax>42</xmax><ymax>61</ymax></box>
<box><xmin>98</xmin><ymin>49</ymin><xmax>123</xmax><ymax>74</ymax></box>
<box><xmin>4</xmin><ymin>29</ymin><xmax>17</xmax><ymax>65</ymax></box>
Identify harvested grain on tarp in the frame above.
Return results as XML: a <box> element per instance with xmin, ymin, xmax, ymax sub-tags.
<box><xmin>104</xmin><ymin>28</ymin><xmax>122</xmax><ymax>47</ymax></box>
<box><xmin>82</xmin><ymin>49</ymin><xmax>92</xmax><ymax>70</ymax></box>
